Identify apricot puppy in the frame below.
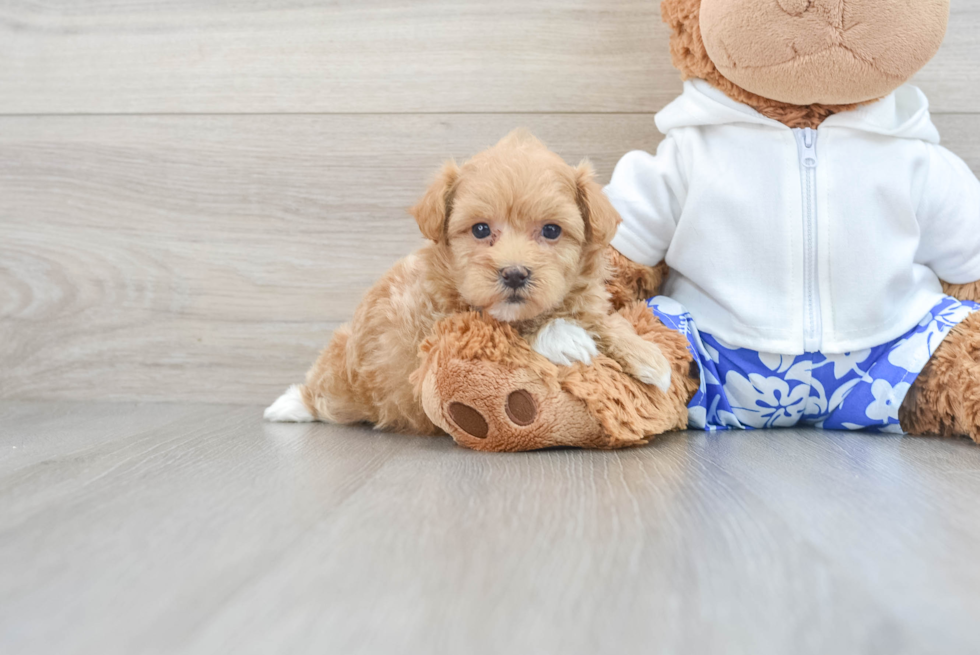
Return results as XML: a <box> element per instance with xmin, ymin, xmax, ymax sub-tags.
<box><xmin>265</xmin><ymin>130</ymin><xmax>671</xmax><ymax>434</ymax></box>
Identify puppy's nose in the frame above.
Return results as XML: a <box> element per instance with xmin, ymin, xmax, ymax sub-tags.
<box><xmin>500</xmin><ymin>266</ymin><xmax>530</xmax><ymax>290</ymax></box>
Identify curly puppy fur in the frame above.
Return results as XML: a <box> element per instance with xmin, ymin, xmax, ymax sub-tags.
<box><xmin>606</xmin><ymin>248</ymin><xmax>670</xmax><ymax>311</ymax></box>
<box><xmin>288</xmin><ymin>130</ymin><xmax>671</xmax><ymax>434</ymax></box>
<box><xmin>942</xmin><ymin>280</ymin><xmax>980</xmax><ymax>304</ymax></box>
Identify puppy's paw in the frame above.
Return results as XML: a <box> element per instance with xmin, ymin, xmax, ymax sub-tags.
<box><xmin>624</xmin><ymin>341</ymin><xmax>673</xmax><ymax>392</ymax></box>
<box><xmin>264</xmin><ymin>385</ymin><xmax>315</xmax><ymax>423</ymax></box>
<box><xmin>532</xmin><ymin>319</ymin><xmax>599</xmax><ymax>366</ymax></box>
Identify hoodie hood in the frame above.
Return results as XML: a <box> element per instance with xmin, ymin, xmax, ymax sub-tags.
<box><xmin>656</xmin><ymin>79</ymin><xmax>940</xmax><ymax>144</ymax></box>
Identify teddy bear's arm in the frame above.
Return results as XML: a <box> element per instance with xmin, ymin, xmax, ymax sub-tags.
<box><xmin>942</xmin><ymin>280</ymin><xmax>980</xmax><ymax>304</ymax></box>
<box><xmin>605</xmin><ymin>246</ymin><xmax>669</xmax><ymax>310</ymax></box>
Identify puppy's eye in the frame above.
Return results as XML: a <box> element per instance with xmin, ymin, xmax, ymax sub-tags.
<box><xmin>542</xmin><ymin>224</ymin><xmax>562</xmax><ymax>240</ymax></box>
<box><xmin>472</xmin><ymin>223</ymin><xmax>492</xmax><ymax>239</ymax></box>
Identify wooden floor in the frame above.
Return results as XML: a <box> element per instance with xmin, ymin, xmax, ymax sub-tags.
<box><xmin>3</xmin><ymin>401</ymin><xmax>980</xmax><ymax>654</ymax></box>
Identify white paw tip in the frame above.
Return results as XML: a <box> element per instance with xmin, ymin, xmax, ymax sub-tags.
<box><xmin>638</xmin><ymin>366</ymin><xmax>672</xmax><ymax>392</ymax></box>
<box><xmin>532</xmin><ymin>319</ymin><xmax>599</xmax><ymax>367</ymax></box>
<box><xmin>264</xmin><ymin>385</ymin><xmax>315</xmax><ymax>423</ymax></box>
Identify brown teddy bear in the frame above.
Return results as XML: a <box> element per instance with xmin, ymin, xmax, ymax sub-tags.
<box><xmin>417</xmin><ymin>0</ymin><xmax>980</xmax><ymax>451</ymax></box>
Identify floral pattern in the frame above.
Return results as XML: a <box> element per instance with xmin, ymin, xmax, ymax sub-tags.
<box><xmin>649</xmin><ymin>296</ymin><xmax>979</xmax><ymax>433</ymax></box>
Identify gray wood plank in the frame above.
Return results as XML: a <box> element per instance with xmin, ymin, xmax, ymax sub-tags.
<box><xmin>3</xmin><ymin>113</ymin><xmax>980</xmax><ymax>405</ymax></box>
<box><xmin>0</xmin><ymin>402</ymin><xmax>416</xmax><ymax>655</ymax></box>
<box><xmin>3</xmin><ymin>401</ymin><xmax>980</xmax><ymax>654</ymax></box>
<box><xmin>0</xmin><ymin>0</ymin><xmax>976</xmax><ymax>115</ymax></box>
<box><xmin>0</xmin><ymin>401</ymin><xmax>215</xmax><ymax>476</ymax></box>
<box><xmin>0</xmin><ymin>0</ymin><xmax>680</xmax><ymax>115</ymax></box>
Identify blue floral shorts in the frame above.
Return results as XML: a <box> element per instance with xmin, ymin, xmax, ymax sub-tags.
<box><xmin>648</xmin><ymin>295</ymin><xmax>980</xmax><ymax>433</ymax></box>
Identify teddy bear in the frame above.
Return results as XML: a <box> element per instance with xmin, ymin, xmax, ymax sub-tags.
<box><xmin>414</xmin><ymin>0</ymin><xmax>980</xmax><ymax>452</ymax></box>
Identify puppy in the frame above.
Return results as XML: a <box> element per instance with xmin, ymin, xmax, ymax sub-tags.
<box><xmin>264</xmin><ymin>130</ymin><xmax>671</xmax><ymax>433</ymax></box>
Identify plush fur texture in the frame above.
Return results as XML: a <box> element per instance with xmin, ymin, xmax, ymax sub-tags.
<box><xmin>271</xmin><ymin>130</ymin><xmax>673</xmax><ymax>434</ymax></box>
<box><xmin>900</xmin><ymin>312</ymin><xmax>980</xmax><ymax>443</ymax></box>
<box><xmin>942</xmin><ymin>280</ymin><xmax>980</xmax><ymax>304</ymax></box>
<box><xmin>415</xmin><ymin>305</ymin><xmax>698</xmax><ymax>452</ymax></box>
<box><xmin>900</xmin><ymin>280</ymin><xmax>980</xmax><ymax>443</ymax></box>
<box><xmin>662</xmin><ymin>0</ymin><xmax>863</xmax><ymax>128</ymax></box>
<box><xmin>698</xmin><ymin>0</ymin><xmax>949</xmax><ymax>105</ymax></box>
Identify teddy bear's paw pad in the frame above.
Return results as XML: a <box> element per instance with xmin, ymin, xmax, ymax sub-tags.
<box><xmin>505</xmin><ymin>389</ymin><xmax>538</xmax><ymax>426</ymax></box>
<box><xmin>448</xmin><ymin>402</ymin><xmax>489</xmax><ymax>439</ymax></box>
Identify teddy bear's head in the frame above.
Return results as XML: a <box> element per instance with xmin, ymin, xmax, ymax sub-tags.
<box><xmin>661</xmin><ymin>0</ymin><xmax>950</xmax><ymax>127</ymax></box>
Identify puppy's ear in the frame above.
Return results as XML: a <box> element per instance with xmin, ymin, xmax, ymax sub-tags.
<box><xmin>410</xmin><ymin>161</ymin><xmax>461</xmax><ymax>242</ymax></box>
<box><xmin>574</xmin><ymin>160</ymin><xmax>621</xmax><ymax>245</ymax></box>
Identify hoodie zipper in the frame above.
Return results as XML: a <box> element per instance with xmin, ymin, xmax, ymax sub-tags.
<box><xmin>794</xmin><ymin>127</ymin><xmax>822</xmax><ymax>352</ymax></box>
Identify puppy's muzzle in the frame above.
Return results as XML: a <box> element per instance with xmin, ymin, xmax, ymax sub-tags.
<box><xmin>499</xmin><ymin>266</ymin><xmax>531</xmax><ymax>290</ymax></box>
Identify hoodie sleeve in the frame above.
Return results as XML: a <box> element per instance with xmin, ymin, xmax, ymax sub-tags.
<box><xmin>604</xmin><ymin>136</ymin><xmax>688</xmax><ymax>266</ymax></box>
<box><xmin>915</xmin><ymin>144</ymin><xmax>980</xmax><ymax>284</ymax></box>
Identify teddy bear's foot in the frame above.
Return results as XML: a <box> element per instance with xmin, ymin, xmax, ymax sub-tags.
<box><xmin>901</xmin><ymin>311</ymin><xmax>980</xmax><ymax>443</ymax></box>
<box><xmin>420</xmin><ymin>357</ymin><xmax>610</xmax><ymax>452</ymax></box>
<box><xmin>413</xmin><ymin>307</ymin><xmax>699</xmax><ymax>452</ymax></box>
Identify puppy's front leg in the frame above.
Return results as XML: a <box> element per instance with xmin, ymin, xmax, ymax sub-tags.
<box><xmin>529</xmin><ymin>318</ymin><xmax>600</xmax><ymax>367</ymax></box>
<box><xmin>587</xmin><ymin>312</ymin><xmax>673</xmax><ymax>392</ymax></box>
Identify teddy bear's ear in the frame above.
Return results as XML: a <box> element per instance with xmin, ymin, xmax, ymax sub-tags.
<box><xmin>574</xmin><ymin>160</ymin><xmax>621</xmax><ymax>245</ymax></box>
<box><xmin>410</xmin><ymin>161</ymin><xmax>461</xmax><ymax>242</ymax></box>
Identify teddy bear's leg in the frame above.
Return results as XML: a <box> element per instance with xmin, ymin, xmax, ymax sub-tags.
<box><xmin>413</xmin><ymin>307</ymin><xmax>698</xmax><ymax>452</ymax></box>
<box><xmin>899</xmin><ymin>311</ymin><xmax>980</xmax><ymax>442</ymax></box>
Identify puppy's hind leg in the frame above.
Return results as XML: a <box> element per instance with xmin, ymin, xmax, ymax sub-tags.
<box><xmin>265</xmin><ymin>326</ymin><xmax>365</xmax><ymax>424</ymax></box>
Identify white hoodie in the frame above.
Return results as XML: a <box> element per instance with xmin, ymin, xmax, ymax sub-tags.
<box><xmin>606</xmin><ymin>79</ymin><xmax>980</xmax><ymax>355</ymax></box>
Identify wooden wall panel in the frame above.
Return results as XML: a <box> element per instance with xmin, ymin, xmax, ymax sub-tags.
<box><xmin>0</xmin><ymin>114</ymin><xmax>666</xmax><ymax>403</ymax></box>
<box><xmin>0</xmin><ymin>0</ymin><xmax>680</xmax><ymax>114</ymax></box>
<box><xmin>0</xmin><ymin>0</ymin><xmax>977</xmax><ymax>115</ymax></box>
<box><xmin>912</xmin><ymin>0</ymin><xmax>980</xmax><ymax>112</ymax></box>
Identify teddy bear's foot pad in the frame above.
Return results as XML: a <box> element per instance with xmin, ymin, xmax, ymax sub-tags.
<box><xmin>448</xmin><ymin>402</ymin><xmax>490</xmax><ymax>439</ymax></box>
<box><xmin>504</xmin><ymin>390</ymin><xmax>537</xmax><ymax>426</ymax></box>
